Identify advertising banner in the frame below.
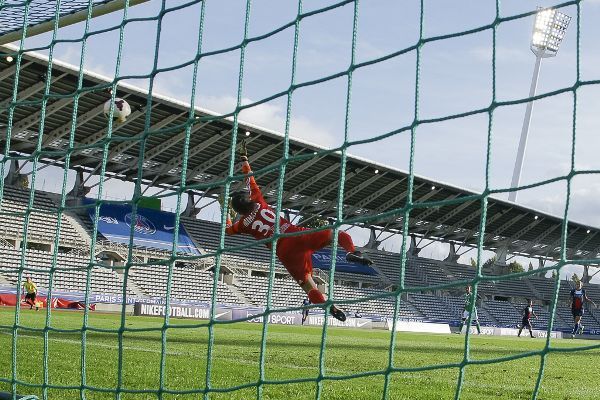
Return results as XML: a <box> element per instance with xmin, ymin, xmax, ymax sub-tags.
<box><xmin>85</xmin><ymin>199</ymin><xmax>200</xmax><ymax>255</ymax></box>
<box><xmin>386</xmin><ymin>319</ymin><xmax>451</xmax><ymax>334</ymax></box>
<box><xmin>498</xmin><ymin>327</ymin><xmax>563</xmax><ymax>339</ymax></box>
<box><xmin>0</xmin><ymin>293</ymin><xmax>94</xmax><ymax>310</ymax></box>
<box><xmin>134</xmin><ymin>302</ymin><xmax>232</xmax><ymax>320</ymax></box>
<box><xmin>231</xmin><ymin>309</ymin><xmax>373</xmax><ymax>328</ymax></box>
<box><xmin>306</xmin><ymin>315</ymin><xmax>373</xmax><ymax>329</ymax></box>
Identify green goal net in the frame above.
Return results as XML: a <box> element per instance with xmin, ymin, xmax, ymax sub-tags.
<box><xmin>0</xmin><ymin>0</ymin><xmax>598</xmax><ymax>399</ymax></box>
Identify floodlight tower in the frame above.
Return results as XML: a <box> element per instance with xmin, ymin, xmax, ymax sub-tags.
<box><xmin>508</xmin><ymin>7</ymin><xmax>570</xmax><ymax>202</ymax></box>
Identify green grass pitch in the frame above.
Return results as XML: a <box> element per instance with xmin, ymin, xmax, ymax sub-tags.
<box><xmin>1</xmin><ymin>307</ymin><xmax>599</xmax><ymax>399</ymax></box>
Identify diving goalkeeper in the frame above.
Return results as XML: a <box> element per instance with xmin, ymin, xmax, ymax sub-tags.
<box><xmin>220</xmin><ymin>141</ymin><xmax>372</xmax><ymax>322</ymax></box>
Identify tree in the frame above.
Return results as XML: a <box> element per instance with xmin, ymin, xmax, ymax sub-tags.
<box><xmin>508</xmin><ymin>261</ymin><xmax>524</xmax><ymax>274</ymax></box>
<box><xmin>483</xmin><ymin>256</ymin><xmax>496</xmax><ymax>268</ymax></box>
<box><xmin>297</xmin><ymin>214</ymin><xmax>328</xmax><ymax>229</ymax></box>
<box><xmin>528</xmin><ymin>262</ymin><xmax>534</xmax><ymax>272</ymax></box>
<box><xmin>470</xmin><ymin>258</ymin><xmax>477</xmax><ymax>268</ymax></box>
<box><xmin>571</xmin><ymin>273</ymin><xmax>580</xmax><ymax>283</ymax></box>
<box><xmin>582</xmin><ymin>265</ymin><xmax>600</xmax><ymax>284</ymax></box>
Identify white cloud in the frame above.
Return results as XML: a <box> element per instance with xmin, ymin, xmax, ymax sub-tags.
<box><xmin>197</xmin><ymin>95</ymin><xmax>338</xmax><ymax>148</ymax></box>
<box><xmin>469</xmin><ymin>45</ymin><xmax>530</xmax><ymax>64</ymax></box>
<box><xmin>59</xmin><ymin>46</ymin><xmax>112</xmax><ymax>77</ymax></box>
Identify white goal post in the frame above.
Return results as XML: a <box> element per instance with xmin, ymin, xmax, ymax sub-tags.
<box><xmin>0</xmin><ymin>0</ymin><xmax>150</xmax><ymax>46</ymax></box>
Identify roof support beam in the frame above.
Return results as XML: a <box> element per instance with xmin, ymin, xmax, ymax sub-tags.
<box><xmin>106</xmin><ymin>112</ymin><xmax>184</xmax><ymax>161</ymax></box>
<box><xmin>519</xmin><ymin>223</ymin><xmax>560</xmax><ymax>255</ymax></box>
<box><xmin>77</xmin><ymin>105</ymin><xmax>148</xmax><ymax>148</ymax></box>
<box><xmin>9</xmin><ymin>96</ymin><xmax>75</xmax><ymax>137</ymax></box>
<box><xmin>344</xmin><ymin>179</ymin><xmax>403</xmax><ymax>217</ymax></box>
<box><xmin>278</xmin><ymin>162</ymin><xmax>340</xmax><ymax>202</ymax></box>
<box><xmin>343</xmin><ymin>172</ymin><xmax>386</xmax><ymax>200</ymax></box>
<box><xmin>196</xmin><ymin>141</ymin><xmax>282</xmax><ymax>194</ymax></box>
<box><xmin>506</xmin><ymin>217</ymin><xmax>542</xmax><ymax>243</ymax></box>
<box><xmin>431</xmin><ymin>198</ymin><xmax>477</xmax><ymax>227</ymax></box>
<box><xmin>0</xmin><ymin>71</ymin><xmax>67</xmax><ymax>111</ymax></box>
<box><xmin>373</xmin><ymin>182</ymin><xmax>425</xmax><ymax>215</ymax></box>
<box><xmin>407</xmin><ymin>194</ymin><xmax>461</xmax><ymax>233</ymax></box>
<box><xmin>41</xmin><ymin>94</ymin><xmax>133</xmax><ymax>147</ymax></box>
<box><xmin>140</xmin><ymin>119</ymin><xmax>211</xmax><ymax>164</ymax></box>
<box><xmin>159</xmin><ymin>134</ymin><xmax>263</xmax><ymax>186</ymax></box>
<box><xmin>0</xmin><ymin>61</ymin><xmax>32</xmax><ymax>81</ymax></box>
<box><xmin>261</xmin><ymin>151</ymin><xmax>323</xmax><ymax>194</ymax></box>
<box><xmin>291</xmin><ymin>167</ymin><xmax>366</xmax><ymax>213</ymax></box>
<box><xmin>437</xmin><ymin>205</ymin><xmax>486</xmax><ymax>240</ymax></box>
<box><xmin>184</xmin><ymin>135</ymin><xmax>270</xmax><ymax>184</ymax></box>
<box><xmin>480</xmin><ymin>213</ymin><xmax>526</xmax><ymax>245</ymax></box>
<box><xmin>448</xmin><ymin>210</ymin><xmax>507</xmax><ymax>247</ymax></box>
<box><xmin>568</xmin><ymin>231</ymin><xmax>598</xmax><ymax>259</ymax></box>
<box><xmin>541</xmin><ymin>227</ymin><xmax>580</xmax><ymax>259</ymax></box>
<box><xmin>147</xmin><ymin>128</ymin><xmax>231</xmax><ymax>181</ymax></box>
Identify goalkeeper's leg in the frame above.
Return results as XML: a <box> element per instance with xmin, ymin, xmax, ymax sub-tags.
<box><xmin>457</xmin><ymin>318</ymin><xmax>466</xmax><ymax>334</ymax></box>
<box><xmin>277</xmin><ymin>235</ymin><xmax>347</xmax><ymax>321</ymax></box>
<box><xmin>302</xmin><ymin>228</ymin><xmax>373</xmax><ymax>266</ymax></box>
<box><xmin>300</xmin><ymin>276</ymin><xmax>346</xmax><ymax>322</ymax></box>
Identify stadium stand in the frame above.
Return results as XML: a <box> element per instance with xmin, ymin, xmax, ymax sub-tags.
<box><xmin>129</xmin><ymin>264</ymin><xmax>241</xmax><ymax>305</ymax></box>
<box><xmin>0</xmin><ymin>186</ymin><xmax>87</xmax><ymax>248</ymax></box>
<box><xmin>234</xmin><ymin>275</ymin><xmax>307</xmax><ymax>309</ymax></box>
<box><xmin>485</xmin><ymin>299</ymin><xmax>523</xmax><ymax>327</ymax></box>
<box><xmin>0</xmin><ymin>245</ymin><xmax>134</xmax><ymax>295</ymax></box>
<box><xmin>3</xmin><ymin>184</ymin><xmax>600</xmax><ymax>333</ymax></box>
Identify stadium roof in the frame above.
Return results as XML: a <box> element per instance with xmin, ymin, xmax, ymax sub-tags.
<box><xmin>1</xmin><ymin>44</ymin><xmax>599</xmax><ymax>264</ymax></box>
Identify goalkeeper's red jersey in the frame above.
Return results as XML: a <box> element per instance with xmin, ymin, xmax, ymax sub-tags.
<box><xmin>226</xmin><ymin>162</ymin><xmax>304</xmax><ymax>243</ymax></box>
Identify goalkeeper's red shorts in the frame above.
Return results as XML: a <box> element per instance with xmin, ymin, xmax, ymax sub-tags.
<box><xmin>276</xmin><ymin>229</ymin><xmax>333</xmax><ymax>285</ymax></box>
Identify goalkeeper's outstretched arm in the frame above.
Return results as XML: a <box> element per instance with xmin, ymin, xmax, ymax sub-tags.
<box><xmin>219</xmin><ymin>195</ymin><xmax>239</xmax><ymax>235</ymax></box>
<box><xmin>238</xmin><ymin>141</ymin><xmax>264</xmax><ymax>203</ymax></box>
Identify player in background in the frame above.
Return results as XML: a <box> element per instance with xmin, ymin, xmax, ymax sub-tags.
<box><xmin>22</xmin><ymin>276</ymin><xmax>38</xmax><ymax>311</ymax></box>
<box><xmin>221</xmin><ymin>141</ymin><xmax>372</xmax><ymax>322</ymax></box>
<box><xmin>301</xmin><ymin>296</ymin><xmax>310</xmax><ymax>325</ymax></box>
<box><xmin>517</xmin><ymin>299</ymin><xmax>537</xmax><ymax>338</ymax></box>
<box><xmin>458</xmin><ymin>285</ymin><xmax>481</xmax><ymax>334</ymax></box>
<box><xmin>570</xmin><ymin>280</ymin><xmax>596</xmax><ymax>335</ymax></box>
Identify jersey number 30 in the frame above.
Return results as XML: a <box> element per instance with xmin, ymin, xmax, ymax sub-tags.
<box><xmin>252</xmin><ymin>208</ymin><xmax>277</xmax><ymax>235</ymax></box>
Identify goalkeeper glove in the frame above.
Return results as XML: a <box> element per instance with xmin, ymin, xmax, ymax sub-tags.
<box><xmin>238</xmin><ymin>139</ymin><xmax>248</xmax><ymax>162</ymax></box>
<box><xmin>218</xmin><ymin>193</ymin><xmax>238</xmax><ymax>221</ymax></box>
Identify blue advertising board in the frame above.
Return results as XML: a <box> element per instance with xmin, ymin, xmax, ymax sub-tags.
<box><xmin>311</xmin><ymin>249</ymin><xmax>377</xmax><ymax>275</ymax></box>
<box><xmin>85</xmin><ymin>199</ymin><xmax>201</xmax><ymax>255</ymax></box>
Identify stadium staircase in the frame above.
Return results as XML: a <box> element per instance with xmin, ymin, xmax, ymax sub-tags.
<box><xmin>524</xmin><ymin>278</ymin><xmax>544</xmax><ymax>300</ymax></box>
<box><xmin>479</xmin><ymin>302</ymin><xmax>501</xmax><ymax>326</ymax></box>
<box><xmin>359</xmin><ymin>249</ymin><xmax>395</xmax><ymax>288</ymax></box>
<box><xmin>62</xmin><ymin>210</ymin><xmax>92</xmax><ymax>246</ymax></box>
<box><xmin>120</xmin><ymin>274</ymin><xmax>146</xmax><ymax>297</ymax></box>
<box><xmin>228</xmin><ymin>278</ymin><xmax>255</xmax><ymax>305</ymax></box>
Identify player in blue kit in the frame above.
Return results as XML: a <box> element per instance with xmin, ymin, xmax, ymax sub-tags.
<box><xmin>517</xmin><ymin>299</ymin><xmax>537</xmax><ymax>338</ymax></box>
<box><xmin>570</xmin><ymin>281</ymin><xmax>596</xmax><ymax>335</ymax></box>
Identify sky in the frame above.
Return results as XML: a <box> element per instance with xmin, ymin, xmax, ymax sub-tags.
<box><xmin>6</xmin><ymin>0</ymin><xmax>600</xmax><ymax>280</ymax></box>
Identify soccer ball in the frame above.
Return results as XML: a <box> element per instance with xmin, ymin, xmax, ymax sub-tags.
<box><xmin>103</xmin><ymin>98</ymin><xmax>131</xmax><ymax>123</ymax></box>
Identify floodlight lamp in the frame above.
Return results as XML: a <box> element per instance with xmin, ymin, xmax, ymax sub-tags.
<box><xmin>531</xmin><ymin>7</ymin><xmax>570</xmax><ymax>57</ymax></box>
<box><xmin>374</xmin><ymin>169</ymin><xmax>379</xmax><ymax>174</ymax></box>
<box><xmin>245</xmin><ymin>130</ymin><xmax>251</xmax><ymax>136</ymax></box>
<box><xmin>5</xmin><ymin>55</ymin><xmax>13</xmax><ymax>63</ymax></box>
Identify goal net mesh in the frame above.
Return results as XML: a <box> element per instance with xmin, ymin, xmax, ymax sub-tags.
<box><xmin>0</xmin><ymin>0</ymin><xmax>594</xmax><ymax>399</ymax></box>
